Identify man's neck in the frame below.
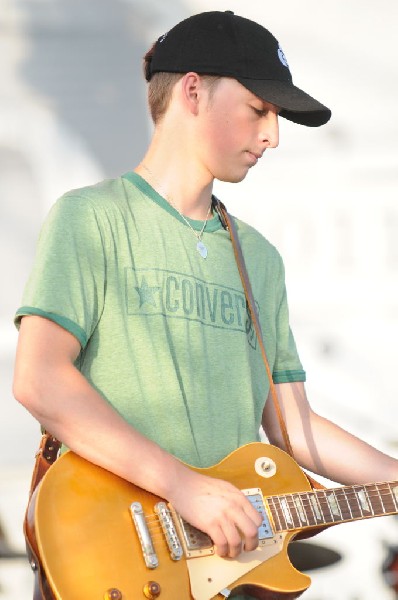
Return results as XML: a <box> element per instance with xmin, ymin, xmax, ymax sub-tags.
<box><xmin>135</xmin><ymin>135</ymin><xmax>214</xmax><ymax>220</ymax></box>
<box><xmin>134</xmin><ymin>162</ymin><xmax>213</xmax><ymax>220</ymax></box>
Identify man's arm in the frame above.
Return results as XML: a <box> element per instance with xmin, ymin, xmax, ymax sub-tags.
<box><xmin>262</xmin><ymin>381</ymin><xmax>398</xmax><ymax>485</ymax></box>
<box><xmin>14</xmin><ymin>315</ymin><xmax>262</xmax><ymax>557</ymax></box>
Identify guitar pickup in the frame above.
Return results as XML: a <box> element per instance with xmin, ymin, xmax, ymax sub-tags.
<box><xmin>242</xmin><ymin>488</ymin><xmax>274</xmax><ymax>544</ymax></box>
<box><xmin>170</xmin><ymin>510</ymin><xmax>215</xmax><ymax>559</ymax></box>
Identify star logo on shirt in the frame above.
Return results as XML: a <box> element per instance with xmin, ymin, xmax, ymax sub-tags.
<box><xmin>135</xmin><ymin>276</ymin><xmax>161</xmax><ymax>308</ymax></box>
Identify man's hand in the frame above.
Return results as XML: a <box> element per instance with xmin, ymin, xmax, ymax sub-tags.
<box><xmin>167</xmin><ymin>469</ymin><xmax>262</xmax><ymax>558</ymax></box>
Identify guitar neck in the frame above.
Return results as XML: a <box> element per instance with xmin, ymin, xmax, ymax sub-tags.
<box><xmin>267</xmin><ymin>481</ymin><xmax>398</xmax><ymax>532</ymax></box>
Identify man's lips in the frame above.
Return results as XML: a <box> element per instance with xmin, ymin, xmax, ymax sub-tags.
<box><xmin>246</xmin><ymin>151</ymin><xmax>262</xmax><ymax>164</ymax></box>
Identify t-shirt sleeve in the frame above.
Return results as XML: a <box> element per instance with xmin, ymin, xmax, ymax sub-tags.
<box><xmin>272</xmin><ymin>257</ymin><xmax>306</xmax><ymax>384</ymax></box>
<box><xmin>14</xmin><ymin>193</ymin><xmax>107</xmax><ymax>348</ymax></box>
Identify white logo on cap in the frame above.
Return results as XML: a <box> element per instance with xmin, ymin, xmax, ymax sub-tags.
<box><xmin>277</xmin><ymin>45</ymin><xmax>289</xmax><ymax>68</ymax></box>
<box><xmin>158</xmin><ymin>32</ymin><xmax>168</xmax><ymax>43</ymax></box>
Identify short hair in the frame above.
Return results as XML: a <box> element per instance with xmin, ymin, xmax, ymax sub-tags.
<box><xmin>143</xmin><ymin>43</ymin><xmax>221</xmax><ymax>124</ymax></box>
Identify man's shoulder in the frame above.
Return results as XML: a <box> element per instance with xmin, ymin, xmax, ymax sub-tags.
<box><xmin>60</xmin><ymin>175</ymin><xmax>129</xmax><ymax>207</ymax></box>
<box><xmin>233</xmin><ymin>214</ymin><xmax>281</xmax><ymax>260</ymax></box>
<box><xmin>47</xmin><ymin>174</ymin><xmax>139</xmax><ymax>228</ymax></box>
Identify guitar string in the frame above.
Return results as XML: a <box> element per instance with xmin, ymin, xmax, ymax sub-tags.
<box><xmin>257</xmin><ymin>489</ymin><xmax>397</xmax><ymax>520</ymax></box>
<box><xmin>275</xmin><ymin>493</ymin><xmax>397</xmax><ymax>508</ymax></box>
<box><xmin>143</xmin><ymin>506</ymin><xmax>398</xmax><ymax>541</ymax></box>
<box><xmin>141</xmin><ymin>485</ymin><xmax>398</xmax><ymax>527</ymax></box>
<box><xmin>140</xmin><ymin>484</ymin><xmax>398</xmax><ymax>522</ymax></box>
<box><xmin>270</xmin><ymin>491</ymin><xmax>398</xmax><ymax>511</ymax></box>
<box><xmin>277</xmin><ymin>484</ymin><xmax>397</xmax><ymax>496</ymax></box>
<box><xmin>268</xmin><ymin>498</ymin><xmax>398</xmax><ymax>527</ymax></box>
<box><xmin>294</xmin><ymin>493</ymin><xmax>398</xmax><ymax>514</ymax></box>
<box><xmin>269</xmin><ymin>486</ymin><xmax>397</xmax><ymax>504</ymax></box>
<box><xmin>268</xmin><ymin>490</ymin><xmax>398</xmax><ymax>525</ymax></box>
<box><xmin>137</xmin><ymin>504</ymin><xmax>398</xmax><ymax>553</ymax></box>
<box><xmin>140</xmin><ymin>485</ymin><xmax>398</xmax><ymax>538</ymax></box>
<box><xmin>140</xmin><ymin>488</ymin><xmax>398</xmax><ymax>522</ymax></box>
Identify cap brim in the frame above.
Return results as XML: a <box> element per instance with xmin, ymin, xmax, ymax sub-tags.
<box><xmin>236</xmin><ymin>77</ymin><xmax>331</xmax><ymax>127</ymax></box>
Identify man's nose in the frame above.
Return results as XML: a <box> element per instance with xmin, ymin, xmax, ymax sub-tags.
<box><xmin>260</xmin><ymin>112</ymin><xmax>279</xmax><ymax>148</ymax></box>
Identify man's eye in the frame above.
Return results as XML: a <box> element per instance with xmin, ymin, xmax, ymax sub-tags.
<box><xmin>252</xmin><ymin>107</ymin><xmax>267</xmax><ymax>117</ymax></box>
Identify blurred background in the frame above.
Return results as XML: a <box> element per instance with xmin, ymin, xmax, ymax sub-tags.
<box><xmin>1</xmin><ymin>0</ymin><xmax>397</xmax><ymax>598</ymax></box>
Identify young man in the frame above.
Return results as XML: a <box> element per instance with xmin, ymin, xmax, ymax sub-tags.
<box><xmin>13</xmin><ymin>10</ymin><xmax>398</xmax><ymax>600</ymax></box>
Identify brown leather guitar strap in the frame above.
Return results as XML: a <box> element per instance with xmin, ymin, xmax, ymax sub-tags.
<box><xmin>216</xmin><ymin>200</ymin><xmax>295</xmax><ymax>458</ymax></box>
<box><xmin>27</xmin><ymin>432</ymin><xmax>61</xmax><ymax>497</ymax></box>
<box><xmin>24</xmin><ymin>432</ymin><xmax>60</xmax><ymax>600</ymax></box>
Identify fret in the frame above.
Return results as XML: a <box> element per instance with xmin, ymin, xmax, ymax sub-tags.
<box><xmin>266</xmin><ymin>496</ymin><xmax>284</xmax><ymax>532</ymax></box>
<box><xmin>366</xmin><ymin>484</ymin><xmax>384</xmax><ymax>515</ymax></box>
<box><xmin>316</xmin><ymin>490</ymin><xmax>340</xmax><ymax>523</ymax></box>
<box><xmin>377</xmin><ymin>483</ymin><xmax>397</xmax><ymax>514</ymax></box>
<box><xmin>274</xmin><ymin>497</ymin><xmax>287</xmax><ymax>530</ymax></box>
<box><xmin>295</xmin><ymin>493</ymin><xmax>313</xmax><ymax>526</ymax></box>
<box><xmin>354</xmin><ymin>485</ymin><xmax>372</xmax><ymax>516</ymax></box>
<box><xmin>326</xmin><ymin>490</ymin><xmax>342</xmax><ymax>520</ymax></box>
<box><xmin>390</xmin><ymin>484</ymin><xmax>398</xmax><ymax>511</ymax></box>
<box><xmin>334</xmin><ymin>488</ymin><xmax>352</xmax><ymax>521</ymax></box>
<box><xmin>343</xmin><ymin>488</ymin><xmax>354</xmax><ymax>519</ymax></box>
<box><xmin>296</xmin><ymin>493</ymin><xmax>318</xmax><ymax>526</ymax></box>
<box><xmin>364</xmin><ymin>485</ymin><xmax>375</xmax><ymax>515</ymax></box>
<box><xmin>314</xmin><ymin>491</ymin><xmax>330</xmax><ymax>523</ymax></box>
<box><xmin>309</xmin><ymin>492</ymin><xmax>324</xmax><ymax>523</ymax></box>
<box><xmin>341</xmin><ymin>486</ymin><xmax>363</xmax><ymax>519</ymax></box>
<box><xmin>376</xmin><ymin>484</ymin><xmax>388</xmax><ymax>513</ymax></box>
<box><xmin>279</xmin><ymin>496</ymin><xmax>294</xmax><ymax>528</ymax></box>
<box><xmin>286</xmin><ymin>494</ymin><xmax>306</xmax><ymax>528</ymax></box>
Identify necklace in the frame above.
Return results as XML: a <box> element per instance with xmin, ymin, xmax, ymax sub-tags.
<box><xmin>140</xmin><ymin>163</ymin><xmax>212</xmax><ymax>259</ymax></box>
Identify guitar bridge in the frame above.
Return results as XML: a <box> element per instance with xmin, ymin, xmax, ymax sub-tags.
<box><xmin>154</xmin><ymin>502</ymin><xmax>183</xmax><ymax>561</ymax></box>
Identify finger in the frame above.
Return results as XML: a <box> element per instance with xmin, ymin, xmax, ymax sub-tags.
<box><xmin>211</xmin><ymin>491</ymin><xmax>261</xmax><ymax>555</ymax></box>
<box><xmin>229</xmin><ymin>509</ymin><xmax>259</xmax><ymax>552</ymax></box>
<box><xmin>211</xmin><ymin>524</ymin><xmax>242</xmax><ymax>558</ymax></box>
<box><xmin>242</xmin><ymin>498</ymin><xmax>264</xmax><ymax>528</ymax></box>
<box><xmin>219</xmin><ymin>519</ymin><xmax>244</xmax><ymax>558</ymax></box>
<box><xmin>209</xmin><ymin>525</ymin><xmax>229</xmax><ymax>558</ymax></box>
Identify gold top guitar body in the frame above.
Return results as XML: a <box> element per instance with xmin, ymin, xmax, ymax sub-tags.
<box><xmin>27</xmin><ymin>442</ymin><xmax>398</xmax><ymax>600</ymax></box>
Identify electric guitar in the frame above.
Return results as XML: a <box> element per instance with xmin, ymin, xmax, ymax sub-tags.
<box><xmin>26</xmin><ymin>442</ymin><xmax>398</xmax><ymax>600</ymax></box>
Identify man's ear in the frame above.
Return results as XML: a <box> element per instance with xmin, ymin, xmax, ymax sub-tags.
<box><xmin>180</xmin><ymin>72</ymin><xmax>203</xmax><ymax>115</ymax></box>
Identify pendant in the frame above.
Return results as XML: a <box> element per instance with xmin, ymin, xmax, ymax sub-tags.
<box><xmin>196</xmin><ymin>240</ymin><xmax>208</xmax><ymax>259</ymax></box>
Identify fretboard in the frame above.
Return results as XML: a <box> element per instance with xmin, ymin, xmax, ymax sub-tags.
<box><xmin>267</xmin><ymin>481</ymin><xmax>398</xmax><ymax>532</ymax></box>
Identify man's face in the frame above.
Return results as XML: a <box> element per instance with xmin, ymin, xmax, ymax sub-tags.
<box><xmin>197</xmin><ymin>77</ymin><xmax>280</xmax><ymax>183</ymax></box>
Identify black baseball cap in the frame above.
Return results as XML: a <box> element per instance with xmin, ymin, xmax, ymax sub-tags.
<box><xmin>147</xmin><ymin>11</ymin><xmax>331</xmax><ymax>127</ymax></box>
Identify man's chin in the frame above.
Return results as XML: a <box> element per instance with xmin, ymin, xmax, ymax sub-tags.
<box><xmin>217</xmin><ymin>169</ymin><xmax>249</xmax><ymax>184</ymax></box>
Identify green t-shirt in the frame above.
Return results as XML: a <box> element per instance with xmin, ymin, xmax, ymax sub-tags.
<box><xmin>16</xmin><ymin>172</ymin><xmax>305</xmax><ymax>468</ymax></box>
<box><xmin>16</xmin><ymin>173</ymin><xmax>305</xmax><ymax>600</ymax></box>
